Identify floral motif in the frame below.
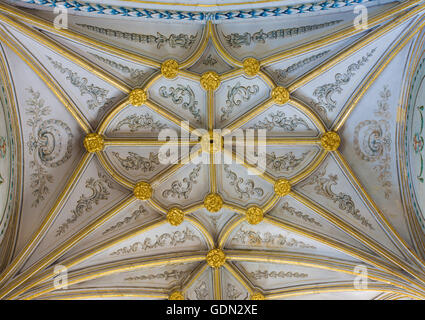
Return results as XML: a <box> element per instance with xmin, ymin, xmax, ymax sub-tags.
<box><xmin>274</xmin><ymin>178</ymin><xmax>291</xmax><ymax>197</ymax></box>
<box><xmin>243</xmin><ymin>58</ymin><xmax>260</xmax><ymax>76</ymax></box>
<box><xmin>321</xmin><ymin>131</ymin><xmax>340</xmax><ymax>151</ymax></box>
<box><xmin>223</xmin><ymin>165</ymin><xmax>264</xmax><ymax>199</ymax></box>
<box><xmin>413</xmin><ymin>105</ymin><xmax>424</xmax><ymax>183</ymax></box>
<box><xmin>226</xmin><ymin>284</ymin><xmax>243</xmax><ymax>300</ymax></box>
<box><xmin>206</xmin><ymin>248</ymin><xmax>226</xmax><ymax>268</ymax></box>
<box><xmin>129</xmin><ymin>88</ymin><xmax>147</xmax><ymax>107</ymax></box>
<box><xmin>159</xmin><ymin>84</ymin><xmax>200</xmax><ymax>122</ymax></box>
<box><xmin>246</xmin><ymin>206</ymin><xmax>263</xmax><ymax>225</ymax></box>
<box><xmin>126</xmin><ymin>269</ymin><xmax>190</xmax><ymax>282</ymax></box>
<box><xmin>281</xmin><ymin>202</ymin><xmax>322</xmax><ymax>227</ymax></box>
<box><xmin>194</xmin><ymin>281</ymin><xmax>209</xmax><ymax>300</ymax></box>
<box><xmin>203</xmin><ymin>54</ymin><xmax>217</xmax><ymax>66</ymax></box>
<box><xmin>251</xmin><ymin>111</ymin><xmax>310</xmax><ymax>131</ymax></box>
<box><xmin>271</xmin><ymin>86</ymin><xmax>289</xmax><ymax>104</ymax></box>
<box><xmin>47</xmin><ymin>56</ymin><xmax>110</xmax><ymax>110</ymax></box>
<box><xmin>112</xmin><ymin>151</ymin><xmax>160</xmax><ymax>172</ymax></box>
<box><xmin>161</xmin><ymin>59</ymin><xmax>179</xmax><ymax>79</ymax></box>
<box><xmin>56</xmin><ymin>171</ymin><xmax>115</xmax><ymax>236</ymax></box>
<box><xmin>25</xmin><ymin>88</ymin><xmax>73</xmax><ymax>207</ymax></box>
<box><xmin>200</xmin><ymin>71</ymin><xmax>220</xmax><ymax>91</ymax></box>
<box><xmin>102</xmin><ymin>205</ymin><xmax>147</xmax><ymax>235</ymax></box>
<box><xmin>134</xmin><ymin>181</ymin><xmax>152</xmax><ymax>200</ymax></box>
<box><xmin>266</xmin><ymin>151</ymin><xmax>310</xmax><ymax>173</ymax></box>
<box><xmin>204</xmin><ymin>193</ymin><xmax>223</xmax><ymax>212</ymax></box>
<box><xmin>167</xmin><ymin>207</ymin><xmax>185</xmax><ymax>226</ymax></box>
<box><xmin>83</xmin><ymin>133</ymin><xmax>104</xmax><ymax>153</ymax></box>
<box><xmin>162</xmin><ymin>164</ymin><xmax>201</xmax><ymax>199</ymax></box>
<box><xmin>113</xmin><ymin>113</ymin><xmax>168</xmax><ymax>133</ymax></box>
<box><xmin>221</xmin><ymin>82</ymin><xmax>259</xmax><ymax>120</ymax></box>
<box><xmin>249</xmin><ymin>270</ymin><xmax>309</xmax><ymax>279</ymax></box>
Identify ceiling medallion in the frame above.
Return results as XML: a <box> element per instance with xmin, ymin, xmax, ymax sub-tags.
<box><xmin>200</xmin><ymin>132</ymin><xmax>223</xmax><ymax>154</ymax></box>
<box><xmin>167</xmin><ymin>207</ymin><xmax>185</xmax><ymax>226</ymax></box>
<box><xmin>133</xmin><ymin>181</ymin><xmax>152</xmax><ymax>200</ymax></box>
<box><xmin>161</xmin><ymin>59</ymin><xmax>179</xmax><ymax>79</ymax></box>
<box><xmin>274</xmin><ymin>178</ymin><xmax>291</xmax><ymax>197</ymax></box>
<box><xmin>204</xmin><ymin>193</ymin><xmax>223</xmax><ymax>212</ymax></box>
<box><xmin>271</xmin><ymin>86</ymin><xmax>290</xmax><ymax>104</ymax></box>
<box><xmin>243</xmin><ymin>57</ymin><xmax>260</xmax><ymax>77</ymax></box>
<box><xmin>206</xmin><ymin>248</ymin><xmax>226</xmax><ymax>268</ymax></box>
<box><xmin>200</xmin><ymin>71</ymin><xmax>221</xmax><ymax>91</ymax></box>
<box><xmin>83</xmin><ymin>133</ymin><xmax>104</xmax><ymax>153</ymax></box>
<box><xmin>246</xmin><ymin>206</ymin><xmax>263</xmax><ymax>225</ymax></box>
<box><xmin>168</xmin><ymin>291</ymin><xmax>184</xmax><ymax>300</ymax></box>
<box><xmin>250</xmin><ymin>292</ymin><xmax>265</xmax><ymax>300</ymax></box>
<box><xmin>321</xmin><ymin>131</ymin><xmax>341</xmax><ymax>151</ymax></box>
<box><xmin>129</xmin><ymin>88</ymin><xmax>147</xmax><ymax>106</ymax></box>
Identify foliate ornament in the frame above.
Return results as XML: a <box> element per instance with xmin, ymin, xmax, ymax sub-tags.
<box><xmin>169</xmin><ymin>291</ymin><xmax>184</xmax><ymax>300</ymax></box>
<box><xmin>204</xmin><ymin>193</ymin><xmax>223</xmax><ymax>212</ymax></box>
<box><xmin>83</xmin><ymin>133</ymin><xmax>104</xmax><ymax>153</ymax></box>
<box><xmin>274</xmin><ymin>178</ymin><xmax>291</xmax><ymax>197</ymax></box>
<box><xmin>250</xmin><ymin>292</ymin><xmax>265</xmax><ymax>300</ymax></box>
<box><xmin>321</xmin><ymin>131</ymin><xmax>340</xmax><ymax>151</ymax></box>
<box><xmin>271</xmin><ymin>86</ymin><xmax>290</xmax><ymax>104</ymax></box>
<box><xmin>134</xmin><ymin>181</ymin><xmax>152</xmax><ymax>200</ymax></box>
<box><xmin>200</xmin><ymin>71</ymin><xmax>220</xmax><ymax>91</ymax></box>
<box><xmin>161</xmin><ymin>59</ymin><xmax>179</xmax><ymax>79</ymax></box>
<box><xmin>167</xmin><ymin>207</ymin><xmax>185</xmax><ymax>226</ymax></box>
<box><xmin>129</xmin><ymin>88</ymin><xmax>147</xmax><ymax>106</ymax></box>
<box><xmin>200</xmin><ymin>132</ymin><xmax>223</xmax><ymax>154</ymax></box>
<box><xmin>243</xmin><ymin>58</ymin><xmax>260</xmax><ymax>76</ymax></box>
<box><xmin>246</xmin><ymin>206</ymin><xmax>263</xmax><ymax>225</ymax></box>
<box><xmin>206</xmin><ymin>248</ymin><xmax>226</xmax><ymax>268</ymax></box>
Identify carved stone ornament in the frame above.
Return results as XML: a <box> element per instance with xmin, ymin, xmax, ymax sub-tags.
<box><xmin>206</xmin><ymin>248</ymin><xmax>226</xmax><ymax>268</ymax></box>
<box><xmin>167</xmin><ymin>207</ymin><xmax>185</xmax><ymax>226</ymax></box>
<box><xmin>271</xmin><ymin>86</ymin><xmax>290</xmax><ymax>104</ymax></box>
<box><xmin>321</xmin><ymin>131</ymin><xmax>341</xmax><ymax>151</ymax></box>
<box><xmin>246</xmin><ymin>206</ymin><xmax>263</xmax><ymax>225</ymax></box>
<box><xmin>204</xmin><ymin>193</ymin><xmax>223</xmax><ymax>212</ymax></box>
<box><xmin>83</xmin><ymin>133</ymin><xmax>104</xmax><ymax>153</ymax></box>
<box><xmin>243</xmin><ymin>58</ymin><xmax>260</xmax><ymax>77</ymax></box>
<box><xmin>274</xmin><ymin>178</ymin><xmax>291</xmax><ymax>196</ymax></box>
<box><xmin>134</xmin><ymin>181</ymin><xmax>152</xmax><ymax>200</ymax></box>
<box><xmin>161</xmin><ymin>59</ymin><xmax>179</xmax><ymax>79</ymax></box>
<box><xmin>129</xmin><ymin>88</ymin><xmax>147</xmax><ymax>106</ymax></box>
<box><xmin>200</xmin><ymin>71</ymin><xmax>221</xmax><ymax>91</ymax></box>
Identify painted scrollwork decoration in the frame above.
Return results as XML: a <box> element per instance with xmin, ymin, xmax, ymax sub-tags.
<box><xmin>159</xmin><ymin>84</ymin><xmax>201</xmax><ymax>122</ymax></box>
<box><xmin>113</xmin><ymin>113</ymin><xmax>168</xmax><ymax>133</ymax></box>
<box><xmin>112</xmin><ymin>151</ymin><xmax>160</xmax><ymax>172</ymax></box>
<box><xmin>125</xmin><ymin>269</ymin><xmax>190</xmax><ymax>282</ymax></box>
<box><xmin>251</xmin><ymin>111</ymin><xmax>311</xmax><ymax>131</ymax></box>
<box><xmin>102</xmin><ymin>204</ymin><xmax>147</xmax><ymax>235</ymax></box>
<box><xmin>221</xmin><ymin>82</ymin><xmax>259</xmax><ymax>121</ymax></box>
<box><xmin>266</xmin><ymin>151</ymin><xmax>310</xmax><ymax>174</ymax></box>
<box><xmin>162</xmin><ymin>164</ymin><xmax>202</xmax><ymax>199</ymax></box>
<box><xmin>26</xmin><ymin>88</ymin><xmax>73</xmax><ymax>207</ymax></box>
<box><xmin>281</xmin><ymin>201</ymin><xmax>322</xmax><ymax>227</ymax></box>
<box><xmin>413</xmin><ymin>105</ymin><xmax>424</xmax><ymax>183</ymax></box>
<box><xmin>223</xmin><ymin>165</ymin><xmax>264</xmax><ymax>199</ymax></box>
<box><xmin>249</xmin><ymin>270</ymin><xmax>309</xmax><ymax>280</ymax></box>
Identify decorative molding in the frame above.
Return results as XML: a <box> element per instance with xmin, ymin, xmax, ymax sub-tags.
<box><xmin>162</xmin><ymin>164</ymin><xmax>201</xmax><ymax>199</ymax></box>
<box><xmin>25</xmin><ymin>88</ymin><xmax>73</xmax><ymax>208</ymax></box>
<box><xmin>112</xmin><ymin>151</ymin><xmax>160</xmax><ymax>172</ymax></box>
<box><xmin>221</xmin><ymin>82</ymin><xmax>259</xmax><ymax>121</ymax></box>
<box><xmin>102</xmin><ymin>204</ymin><xmax>147</xmax><ymax>235</ymax></box>
<box><xmin>251</xmin><ymin>111</ymin><xmax>311</xmax><ymax>131</ymax></box>
<box><xmin>224</xmin><ymin>165</ymin><xmax>264</xmax><ymax>199</ymax></box>
<box><xmin>159</xmin><ymin>85</ymin><xmax>201</xmax><ymax>122</ymax></box>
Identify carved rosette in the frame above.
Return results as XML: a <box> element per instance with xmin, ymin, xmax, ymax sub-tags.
<box><xmin>243</xmin><ymin>57</ymin><xmax>260</xmax><ymax>77</ymax></box>
<box><xmin>83</xmin><ymin>133</ymin><xmax>104</xmax><ymax>153</ymax></box>
<box><xmin>129</xmin><ymin>88</ymin><xmax>147</xmax><ymax>106</ymax></box>
<box><xmin>204</xmin><ymin>193</ymin><xmax>223</xmax><ymax>212</ymax></box>
<box><xmin>200</xmin><ymin>132</ymin><xmax>223</xmax><ymax>154</ymax></box>
<box><xmin>167</xmin><ymin>207</ymin><xmax>185</xmax><ymax>226</ymax></box>
<box><xmin>250</xmin><ymin>293</ymin><xmax>265</xmax><ymax>300</ymax></box>
<box><xmin>321</xmin><ymin>131</ymin><xmax>341</xmax><ymax>151</ymax></box>
<box><xmin>200</xmin><ymin>71</ymin><xmax>221</xmax><ymax>91</ymax></box>
<box><xmin>169</xmin><ymin>291</ymin><xmax>185</xmax><ymax>300</ymax></box>
<box><xmin>133</xmin><ymin>181</ymin><xmax>152</xmax><ymax>200</ymax></box>
<box><xmin>246</xmin><ymin>206</ymin><xmax>263</xmax><ymax>225</ymax></box>
<box><xmin>271</xmin><ymin>86</ymin><xmax>290</xmax><ymax>104</ymax></box>
<box><xmin>274</xmin><ymin>178</ymin><xmax>291</xmax><ymax>197</ymax></box>
<box><xmin>161</xmin><ymin>59</ymin><xmax>179</xmax><ymax>79</ymax></box>
<box><xmin>206</xmin><ymin>248</ymin><xmax>226</xmax><ymax>268</ymax></box>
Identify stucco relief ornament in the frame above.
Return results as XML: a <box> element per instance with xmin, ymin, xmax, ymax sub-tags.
<box><xmin>274</xmin><ymin>178</ymin><xmax>291</xmax><ymax>197</ymax></box>
<box><xmin>206</xmin><ymin>248</ymin><xmax>226</xmax><ymax>268</ymax></box>
<box><xmin>0</xmin><ymin>136</ymin><xmax>6</xmax><ymax>158</ymax></box>
<box><xmin>414</xmin><ymin>105</ymin><xmax>424</xmax><ymax>183</ymax></box>
<box><xmin>200</xmin><ymin>71</ymin><xmax>221</xmax><ymax>91</ymax></box>
<box><xmin>246</xmin><ymin>206</ymin><xmax>263</xmax><ymax>225</ymax></box>
<box><xmin>161</xmin><ymin>59</ymin><xmax>179</xmax><ymax>79</ymax></box>
<box><xmin>129</xmin><ymin>88</ymin><xmax>147</xmax><ymax>106</ymax></box>
<box><xmin>169</xmin><ymin>291</ymin><xmax>184</xmax><ymax>300</ymax></box>
<box><xmin>251</xmin><ymin>293</ymin><xmax>265</xmax><ymax>300</ymax></box>
<box><xmin>204</xmin><ymin>193</ymin><xmax>223</xmax><ymax>212</ymax></box>
<box><xmin>83</xmin><ymin>133</ymin><xmax>104</xmax><ymax>153</ymax></box>
<box><xmin>167</xmin><ymin>207</ymin><xmax>185</xmax><ymax>226</ymax></box>
<box><xmin>243</xmin><ymin>58</ymin><xmax>260</xmax><ymax>77</ymax></box>
<box><xmin>271</xmin><ymin>86</ymin><xmax>290</xmax><ymax>104</ymax></box>
<box><xmin>134</xmin><ymin>181</ymin><xmax>152</xmax><ymax>200</ymax></box>
<box><xmin>321</xmin><ymin>131</ymin><xmax>340</xmax><ymax>151</ymax></box>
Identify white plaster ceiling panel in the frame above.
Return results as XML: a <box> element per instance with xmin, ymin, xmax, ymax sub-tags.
<box><xmin>3</xmin><ymin>24</ymin><xmax>125</xmax><ymax>130</ymax></box>
<box><xmin>279</xmin><ymin>290</ymin><xmax>390</xmax><ymax>300</ymax></box>
<box><xmin>237</xmin><ymin>261</ymin><xmax>359</xmax><ymax>291</ymax></box>
<box><xmin>217</xmin><ymin>161</ymin><xmax>274</xmax><ymax>208</ymax></box>
<box><xmin>294</xmin><ymin>154</ymin><xmax>407</xmax><ymax>260</ymax></box>
<box><xmin>67</xmin><ymin>17</ymin><xmax>205</xmax><ymax>64</ymax></box>
<box><xmin>214</xmin><ymin>5</ymin><xmax>392</xmax><ymax>61</ymax></box>
<box><xmin>185</xmin><ymin>267</ymin><xmax>214</xmax><ymax>300</ymax></box>
<box><xmin>58</xmin><ymin>200</ymin><xmax>163</xmax><ymax>261</ymax></box>
<box><xmin>293</xmin><ymin>20</ymin><xmax>412</xmax><ymax>129</ymax></box>
<box><xmin>103</xmin><ymin>104</ymin><xmax>187</xmax><ymax>138</ymax></box>
<box><xmin>20</xmin><ymin>156</ymin><xmax>131</xmax><ymax>271</ymax></box>
<box><xmin>214</xmin><ymin>75</ymin><xmax>270</xmax><ymax>128</ymax></box>
<box><xmin>224</xmin><ymin>220</ymin><xmax>356</xmax><ymax>261</ymax></box>
<box><xmin>340</xmin><ymin>41</ymin><xmax>414</xmax><ymax>247</ymax></box>
<box><xmin>153</xmin><ymin>162</ymin><xmax>210</xmax><ymax>209</ymax></box>
<box><xmin>148</xmin><ymin>76</ymin><xmax>207</xmax><ymax>127</ymax></box>
<box><xmin>263</xmin><ymin>32</ymin><xmax>367</xmax><ymax>87</ymax></box>
<box><xmin>220</xmin><ymin>267</ymin><xmax>249</xmax><ymax>300</ymax></box>
<box><xmin>39</xmin><ymin>33</ymin><xmax>157</xmax><ymax>88</ymax></box>
<box><xmin>72</xmin><ymin>221</ymin><xmax>209</xmax><ymax>271</ymax></box>
<box><xmin>0</xmin><ymin>43</ymin><xmax>87</xmax><ymax>256</ymax></box>
<box><xmin>240</xmin><ymin>102</ymin><xmax>321</xmax><ymax>137</ymax></box>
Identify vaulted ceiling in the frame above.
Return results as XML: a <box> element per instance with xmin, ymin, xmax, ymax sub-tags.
<box><xmin>0</xmin><ymin>0</ymin><xmax>425</xmax><ymax>300</ymax></box>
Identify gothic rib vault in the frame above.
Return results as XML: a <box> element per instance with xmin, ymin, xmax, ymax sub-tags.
<box><xmin>0</xmin><ymin>0</ymin><xmax>425</xmax><ymax>300</ymax></box>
